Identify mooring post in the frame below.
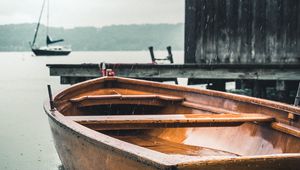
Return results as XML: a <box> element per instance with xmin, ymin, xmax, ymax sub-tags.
<box><xmin>47</xmin><ymin>84</ymin><xmax>55</xmax><ymax>110</ymax></box>
<box><xmin>166</xmin><ymin>46</ymin><xmax>174</xmax><ymax>63</ymax></box>
<box><xmin>148</xmin><ymin>46</ymin><xmax>156</xmax><ymax>63</ymax></box>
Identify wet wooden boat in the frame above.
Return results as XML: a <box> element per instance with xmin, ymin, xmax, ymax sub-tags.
<box><xmin>44</xmin><ymin>76</ymin><xmax>300</xmax><ymax>170</ymax></box>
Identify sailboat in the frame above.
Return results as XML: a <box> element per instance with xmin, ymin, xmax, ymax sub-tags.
<box><xmin>31</xmin><ymin>0</ymin><xmax>71</xmax><ymax>56</ymax></box>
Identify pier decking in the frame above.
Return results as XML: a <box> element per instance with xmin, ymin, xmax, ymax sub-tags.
<box><xmin>47</xmin><ymin>63</ymin><xmax>300</xmax><ymax>103</ymax></box>
<box><xmin>47</xmin><ymin>63</ymin><xmax>300</xmax><ymax>82</ymax></box>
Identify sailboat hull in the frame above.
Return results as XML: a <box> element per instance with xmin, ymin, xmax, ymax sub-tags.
<box><xmin>32</xmin><ymin>48</ymin><xmax>71</xmax><ymax>56</ymax></box>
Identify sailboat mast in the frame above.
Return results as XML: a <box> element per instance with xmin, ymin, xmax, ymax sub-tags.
<box><xmin>32</xmin><ymin>0</ymin><xmax>46</xmax><ymax>48</ymax></box>
<box><xmin>47</xmin><ymin>0</ymin><xmax>49</xmax><ymax>46</ymax></box>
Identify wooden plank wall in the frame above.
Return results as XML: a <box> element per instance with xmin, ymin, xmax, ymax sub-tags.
<box><xmin>185</xmin><ymin>0</ymin><xmax>300</xmax><ymax>64</ymax></box>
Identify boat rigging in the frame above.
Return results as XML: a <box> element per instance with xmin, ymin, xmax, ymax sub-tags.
<box><xmin>30</xmin><ymin>0</ymin><xmax>71</xmax><ymax>56</ymax></box>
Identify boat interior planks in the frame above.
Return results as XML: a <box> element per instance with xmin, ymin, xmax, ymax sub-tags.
<box><xmin>67</xmin><ymin>113</ymin><xmax>274</xmax><ymax>130</ymax></box>
<box><xmin>271</xmin><ymin>122</ymin><xmax>300</xmax><ymax>138</ymax></box>
<box><xmin>70</xmin><ymin>94</ymin><xmax>184</xmax><ymax>107</ymax></box>
<box><xmin>45</xmin><ymin>76</ymin><xmax>300</xmax><ymax>170</ymax></box>
<box><xmin>108</xmin><ymin>134</ymin><xmax>239</xmax><ymax>157</ymax></box>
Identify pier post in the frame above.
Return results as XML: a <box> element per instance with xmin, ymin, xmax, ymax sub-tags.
<box><xmin>207</xmin><ymin>80</ymin><xmax>226</xmax><ymax>92</ymax></box>
<box><xmin>276</xmin><ymin>80</ymin><xmax>288</xmax><ymax>102</ymax></box>
<box><xmin>148</xmin><ymin>46</ymin><xmax>156</xmax><ymax>63</ymax></box>
<box><xmin>253</xmin><ymin>81</ymin><xmax>267</xmax><ymax>99</ymax></box>
<box><xmin>235</xmin><ymin>80</ymin><xmax>248</xmax><ymax>90</ymax></box>
<box><xmin>166</xmin><ymin>46</ymin><xmax>174</xmax><ymax>64</ymax></box>
<box><xmin>47</xmin><ymin>85</ymin><xmax>55</xmax><ymax>110</ymax></box>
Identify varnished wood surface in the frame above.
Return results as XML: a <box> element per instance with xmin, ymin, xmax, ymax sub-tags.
<box><xmin>271</xmin><ymin>122</ymin><xmax>300</xmax><ymax>138</ymax></box>
<box><xmin>70</xmin><ymin>94</ymin><xmax>184</xmax><ymax>102</ymax></box>
<box><xmin>69</xmin><ymin>113</ymin><xmax>274</xmax><ymax>130</ymax></box>
<box><xmin>70</xmin><ymin>94</ymin><xmax>184</xmax><ymax>107</ymax></box>
<box><xmin>48</xmin><ymin>117</ymin><xmax>169</xmax><ymax>170</ymax></box>
<box><xmin>111</xmin><ymin>134</ymin><xmax>239</xmax><ymax>157</ymax></box>
<box><xmin>45</xmin><ymin>76</ymin><xmax>300</xmax><ymax>169</ymax></box>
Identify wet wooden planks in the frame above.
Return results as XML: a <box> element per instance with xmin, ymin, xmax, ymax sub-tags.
<box><xmin>271</xmin><ymin>122</ymin><xmax>300</xmax><ymax>138</ymax></box>
<box><xmin>47</xmin><ymin>63</ymin><xmax>300</xmax><ymax>82</ymax></box>
<box><xmin>68</xmin><ymin>113</ymin><xmax>274</xmax><ymax>130</ymax></box>
<box><xmin>70</xmin><ymin>94</ymin><xmax>185</xmax><ymax>107</ymax></box>
<box><xmin>111</xmin><ymin>134</ymin><xmax>239</xmax><ymax>157</ymax></box>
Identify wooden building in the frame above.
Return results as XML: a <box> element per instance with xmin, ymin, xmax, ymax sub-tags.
<box><xmin>184</xmin><ymin>0</ymin><xmax>300</xmax><ymax>103</ymax></box>
<box><xmin>185</xmin><ymin>0</ymin><xmax>300</xmax><ymax>64</ymax></box>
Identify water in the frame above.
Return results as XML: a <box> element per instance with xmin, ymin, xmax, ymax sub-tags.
<box><xmin>0</xmin><ymin>51</ymin><xmax>184</xmax><ymax>170</ymax></box>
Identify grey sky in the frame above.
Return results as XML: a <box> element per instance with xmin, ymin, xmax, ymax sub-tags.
<box><xmin>0</xmin><ymin>0</ymin><xmax>184</xmax><ymax>28</ymax></box>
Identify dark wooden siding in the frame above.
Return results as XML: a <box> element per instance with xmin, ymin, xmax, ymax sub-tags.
<box><xmin>185</xmin><ymin>0</ymin><xmax>300</xmax><ymax>64</ymax></box>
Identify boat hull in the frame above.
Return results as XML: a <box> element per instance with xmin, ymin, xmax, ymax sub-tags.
<box><xmin>48</xmin><ymin>114</ymin><xmax>300</xmax><ymax>170</ymax></box>
<box><xmin>32</xmin><ymin>48</ymin><xmax>71</xmax><ymax>56</ymax></box>
<box><xmin>44</xmin><ymin>77</ymin><xmax>300</xmax><ymax>170</ymax></box>
<box><xmin>48</xmin><ymin>116</ymin><xmax>165</xmax><ymax>170</ymax></box>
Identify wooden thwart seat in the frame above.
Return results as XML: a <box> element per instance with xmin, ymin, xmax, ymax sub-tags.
<box><xmin>70</xmin><ymin>94</ymin><xmax>185</xmax><ymax>107</ymax></box>
<box><xmin>68</xmin><ymin>113</ymin><xmax>274</xmax><ymax>130</ymax></box>
<box><xmin>271</xmin><ymin>122</ymin><xmax>300</xmax><ymax>138</ymax></box>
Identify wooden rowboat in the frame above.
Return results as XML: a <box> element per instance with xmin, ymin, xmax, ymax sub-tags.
<box><xmin>44</xmin><ymin>76</ymin><xmax>300</xmax><ymax>170</ymax></box>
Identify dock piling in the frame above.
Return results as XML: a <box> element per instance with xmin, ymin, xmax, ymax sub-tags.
<box><xmin>166</xmin><ymin>46</ymin><xmax>174</xmax><ymax>64</ymax></box>
<box><xmin>148</xmin><ymin>46</ymin><xmax>156</xmax><ymax>63</ymax></box>
<box><xmin>47</xmin><ymin>85</ymin><xmax>55</xmax><ymax>110</ymax></box>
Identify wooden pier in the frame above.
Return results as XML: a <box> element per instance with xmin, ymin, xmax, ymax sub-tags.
<box><xmin>47</xmin><ymin>63</ymin><xmax>300</xmax><ymax>103</ymax></box>
<box><xmin>48</xmin><ymin>63</ymin><xmax>300</xmax><ymax>82</ymax></box>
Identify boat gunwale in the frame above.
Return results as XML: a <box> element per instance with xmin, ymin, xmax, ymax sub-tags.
<box><xmin>116</xmin><ymin>77</ymin><xmax>300</xmax><ymax>116</ymax></box>
<box><xmin>54</xmin><ymin>76</ymin><xmax>300</xmax><ymax>116</ymax></box>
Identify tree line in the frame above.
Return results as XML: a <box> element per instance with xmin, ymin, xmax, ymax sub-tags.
<box><xmin>0</xmin><ymin>23</ymin><xmax>183</xmax><ymax>51</ymax></box>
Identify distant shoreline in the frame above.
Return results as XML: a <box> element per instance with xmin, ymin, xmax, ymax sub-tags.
<box><xmin>0</xmin><ymin>23</ymin><xmax>184</xmax><ymax>51</ymax></box>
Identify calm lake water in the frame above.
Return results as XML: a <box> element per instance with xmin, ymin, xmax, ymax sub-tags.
<box><xmin>0</xmin><ymin>51</ymin><xmax>184</xmax><ymax>170</ymax></box>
